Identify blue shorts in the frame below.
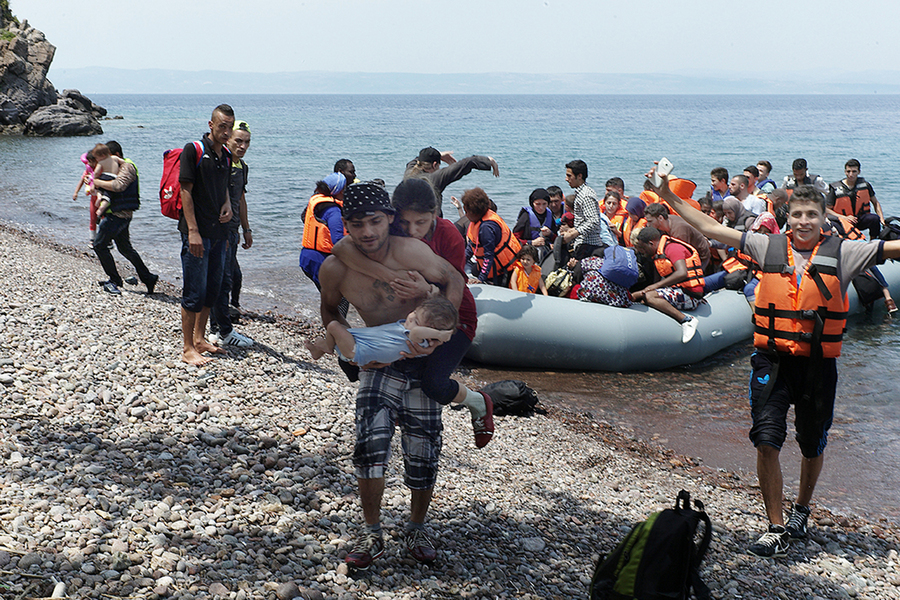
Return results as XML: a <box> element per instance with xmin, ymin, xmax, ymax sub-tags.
<box><xmin>180</xmin><ymin>233</ymin><xmax>226</xmax><ymax>313</ymax></box>
<box><xmin>748</xmin><ymin>352</ymin><xmax>837</xmax><ymax>458</ymax></box>
<box><xmin>353</xmin><ymin>365</ymin><xmax>442</xmax><ymax>489</ymax></box>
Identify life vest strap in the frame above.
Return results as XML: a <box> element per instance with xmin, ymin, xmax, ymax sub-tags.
<box><xmin>754</xmin><ymin>306</ymin><xmax>848</xmax><ymax>321</ymax></box>
<box><xmin>752</xmin><ymin>326</ymin><xmax>843</xmax><ymax>344</ymax></box>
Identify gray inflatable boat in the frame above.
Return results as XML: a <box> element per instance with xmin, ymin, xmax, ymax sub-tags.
<box><xmin>466</xmin><ymin>260</ymin><xmax>900</xmax><ymax>372</ymax></box>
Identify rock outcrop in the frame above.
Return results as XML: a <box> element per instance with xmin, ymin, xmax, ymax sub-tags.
<box><xmin>1</xmin><ymin>18</ymin><xmax>103</xmax><ymax>135</ymax></box>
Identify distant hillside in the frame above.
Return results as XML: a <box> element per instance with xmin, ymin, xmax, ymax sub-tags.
<box><xmin>46</xmin><ymin>68</ymin><xmax>900</xmax><ymax>95</ymax></box>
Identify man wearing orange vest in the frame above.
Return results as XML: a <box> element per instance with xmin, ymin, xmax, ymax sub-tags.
<box><xmin>825</xmin><ymin>158</ymin><xmax>884</xmax><ymax>240</ymax></box>
<box><xmin>632</xmin><ymin>226</ymin><xmax>705</xmax><ymax>344</ymax></box>
<box><xmin>649</xmin><ymin>169</ymin><xmax>900</xmax><ymax>559</ymax></box>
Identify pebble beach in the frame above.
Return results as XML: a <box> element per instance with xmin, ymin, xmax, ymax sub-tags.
<box><xmin>1</xmin><ymin>224</ymin><xmax>899</xmax><ymax>600</ymax></box>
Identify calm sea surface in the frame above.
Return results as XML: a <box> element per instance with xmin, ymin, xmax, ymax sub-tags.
<box><xmin>2</xmin><ymin>94</ymin><xmax>899</xmax><ymax>523</ymax></box>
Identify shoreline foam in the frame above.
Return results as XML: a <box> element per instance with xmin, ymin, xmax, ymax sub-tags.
<box><xmin>1</xmin><ymin>224</ymin><xmax>899</xmax><ymax>599</ymax></box>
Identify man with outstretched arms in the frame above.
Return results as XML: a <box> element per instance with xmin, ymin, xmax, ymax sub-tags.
<box><xmin>317</xmin><ymin>183</ymin><xmax>464</xmax><ymax>571</ymax></box>
<box><xmin>648</xmin><ymin>166</ymin><xmax>900</xmax><ymax>559</ymax></box>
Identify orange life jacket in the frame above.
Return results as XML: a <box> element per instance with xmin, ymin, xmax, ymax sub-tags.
<box><xmin>753</xmin><ymin>233</ymin><xmax>847</xmax><ymax>358</ymax></box>
<box><xmin>301</xmin><ymin>194</ymin><xmax>344</xmax><ymax>253</ymax></box>
<box><xmin>623</xmin><ymin>216</ymin><xmax>647</xmax><ymax>248</ymax></box>
<box><xmin>609</xmin><ymin>212</ymin><xmax>627</xmax><ymax>243</ymax></box>
<box><xmin>467</xmin><ymin>210</ymin><xmax>521</xmax><ymax>277</ymax></box>
<box><xmin>831</xmin><ymin>179</ymin><xmax>872</xmax><ymax>218</ymax></box>
<box><xmin>641</xmin><ymin>181</ymin><xmax>702</xmax><ymax>211</ymax></box>
<box><xmin>825</xmin><ymin>215</ymin><xmax>865</xmax><ymax>241</ymax></box>
<box><xmin>511</xmin><ymin>263</ymin><xmax>543</xmax><ymax>294</ymax></box>
<box><xmin>653</xmin><ymin>235</ymin><xmax>705</xmax><ymax>295</ymax></box>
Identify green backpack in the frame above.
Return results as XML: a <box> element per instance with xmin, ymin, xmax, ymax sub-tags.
<box><xmin>590</xmin><ymin>490</ymin><xmax>712</xmax><ymax>600</ymax></box>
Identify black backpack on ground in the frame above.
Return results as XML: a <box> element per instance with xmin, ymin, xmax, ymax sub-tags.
<box><xmin>590</xmin><ymin>490</ymin><xmax>712</xmax><ymax>600</ymax></box>
<box><xmin>480</xmin><ymin>380</ymin><xmax>543</xmax><ymax>416</ymax></box>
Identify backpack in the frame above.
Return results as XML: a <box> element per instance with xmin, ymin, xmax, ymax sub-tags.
<box><xmin>590</xmin><ymin>490</ymin><xmax>712</xmax><ymax>600</ymax></box>
<box><xmin>600</xmin><ymin>245</ymin><xmax>640</xmax><ymax>289</ymax></box>
<box><xmin>159</xmin><ymin>141</ymin><xmax>203</xmax><ymax>219</ymax></box>
<box><xmin>480</xmin><ymin>380</ymin><xmax>543</xmax><ymax>416</ymax></box>
<box><xmin>852</xmin><ymin>270</ymin><xmax>884</xmax><ymax>306</ymax></box>
<box><xmin>545</xmin><ymin>267</ymin><xmax>574</xmax><ymax>297</ymax></box>
<box><xmin>879</xmin><ymin>216</ymin><xmax>900</xmax><ymax>242</ymax></box>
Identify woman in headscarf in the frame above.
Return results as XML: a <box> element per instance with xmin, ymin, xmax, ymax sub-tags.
<box><xmin>722</xmin><ymin>197</ymin><xmax>757</xmax><ymax>232</ymax></box>
<box><xmin>299</xmin><ymin>172</ymin><xmax>346</xmax><ymax>289</ymax></box>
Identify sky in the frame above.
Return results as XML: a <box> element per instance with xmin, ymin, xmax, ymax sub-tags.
<box><xmin>9</xmin><ymin>0</ymin><xmax>900</xmax><ymax>76</ymax></box>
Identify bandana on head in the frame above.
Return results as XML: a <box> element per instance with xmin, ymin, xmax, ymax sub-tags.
<box><xmin>342</xmin><ymin>182</ymin><xmax>394</xmax><ymax>219</ymax></box>
<box><xmin>233</xmin><ymin>120</ymin><xmax>251</xmax><ymax>133</ymax></box>
<box><xmin>323</xmin><ymin>172</ymin><xmax>346</xmax><ymax>196</ymax></box>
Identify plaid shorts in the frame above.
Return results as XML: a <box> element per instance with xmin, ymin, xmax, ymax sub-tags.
<box><xmin>353</xmin><ymin>366</ymin><xmax>443</xmax><ymax>489</ymax></box>
<box><xmin>655</xmin><ymin>286</ymin><xmax>704</xmax><ymax>311</ymax></box>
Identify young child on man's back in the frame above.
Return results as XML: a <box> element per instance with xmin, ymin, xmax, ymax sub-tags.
<box><xmin>73</xmin><ymin>150</ymin><xmax>100</xmax><ymax>240</ymax></box>
<box><xmin>89</xmin><ymin>143</ymin><xmax>123</xmax><ymax>218</ymax></box>
<box><xmin>306</xmin><ymin>296</ymin><xmax>458</xmax><ymax>365</ymax></box>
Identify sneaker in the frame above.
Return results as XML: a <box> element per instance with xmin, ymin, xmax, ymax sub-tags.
<box><xmin>145</xmin><ymin>273</ymin><xmax>159</xmax><ymax>295</ymax></box>
<box><xmin>99</xmin><ymin>281</ymin><xmax>121</xmax><ymax>296</ymax></box>
<box><xmin>219</xmin><ymin>330</ymin><xmax>254</xmax><ymax>348</ymax></box>
<box><xmin>124</xmin><ymin>276</ymin><xmax>138</xmax><ymax>285</ymax></box>
<box><xmin>473</xmin><ymin>391</ymin><xmax>494</xmax><ymax>449</ymax></box>
<box><xmin>785</xmin><ymin>503</ymin><xmax>811</xmax><ymax>539</ymax></box>
<box><xmin>681</xmin><ymin>316</ymin><xmax>698</xmax><ymax>343</ymax></box>
<box><xmin>345</xmin><ymin>531</ymin><xmax>384</xmax><ymax>570</ymax></box>
<box><xmin>747</xmin><ymin>524</ymin><xmax>789</xmax><ymax>558</ymax></box>
<box><xmin>886</xmin><ymin>298</ymin><xmax>898</xmax><ymax>314</ymax></box>
<box><xmin>405</xmin><ymin>528</ymin><xmax>437</xmax><ymax>564</ymax></box>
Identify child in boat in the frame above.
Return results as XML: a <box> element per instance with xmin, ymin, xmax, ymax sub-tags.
<box><xmin>305</xmin><ymin>296</ymin><xmax>457</xmax><ymax>365</ymax></box>
<box><xmin>72</xmin><ymin>150</ymin><xmax>100</xmax><ymax>241</ymax></box>
<box><xmin>89</xmin><ymin>143</ymin><xmax>123</xmax><ymax>218</ymax></box>
<box><xmin>510</xmin><ymin>245</ymin><xmax>548</xmax><ymax>295</ymax></box>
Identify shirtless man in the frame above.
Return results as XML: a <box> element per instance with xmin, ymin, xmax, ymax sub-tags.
<box><xmin>317</xmin><ymin>183</ymin><xmax>464</xmax><ymax>570</ymax></box>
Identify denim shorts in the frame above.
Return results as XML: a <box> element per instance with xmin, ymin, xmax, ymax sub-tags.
<box><xmin>180</xmin><ymin>233</ymin><xmax>226</xmax><ymax>313</ymax></box>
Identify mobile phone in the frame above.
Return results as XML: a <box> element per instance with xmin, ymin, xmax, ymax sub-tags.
<box><xmin>652</xmin><ymin>157</ymin><xmax>674</xmax><ymax>188</ymax></box>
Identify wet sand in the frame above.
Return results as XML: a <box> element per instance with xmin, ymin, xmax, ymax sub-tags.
<box><xmin>467</xmin><ymin>341</ymin><xmax>900</xmax><ymax>527</ymax></box>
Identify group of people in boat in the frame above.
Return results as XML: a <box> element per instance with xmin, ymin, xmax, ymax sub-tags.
<box><xmin>446</xmin><ymin>156</ymin><xmax>898</xmax><ymax>344</ymax></box>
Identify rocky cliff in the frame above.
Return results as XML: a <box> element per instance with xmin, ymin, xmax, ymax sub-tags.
<box><xmin>1</xmin><ymin>12</ymin><xmax>103</xmax><ymax>136</ymax></box>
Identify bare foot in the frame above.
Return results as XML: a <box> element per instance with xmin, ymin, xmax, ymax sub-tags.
<box><xmin>182</xmin><ymin>348</ymin><xmax>213</xmax><ymax>366</ymax></box>
<box><xmin>305</xmin><ymin>339</ymin><xmax>327</xmax><ymax>360</ymax></box>
<box><xmin>195</xmin><ymin>339</ymin><xmax>226</xmax><ymax>355</ymax></box>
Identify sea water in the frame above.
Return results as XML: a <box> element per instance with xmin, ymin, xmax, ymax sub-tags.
<box><xmin>2</xmin><ymin>94</ymin><xmax>899</xmax><ymax>522</ymax></box>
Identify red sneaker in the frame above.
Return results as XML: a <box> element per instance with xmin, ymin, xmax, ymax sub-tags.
<box><xmin>405</xmin><ymin>528</ymin><xmax>437</xmax><ymax>564</ymax></box>
<box><xmin>473</xmin><ymin>391</ymin><xmax>494</xmax><ymax>448</ymax></box>
<box><xmin>345</xmin><ymin>531</ymin><xmax>384</xmax><ymax>570</ymax></box>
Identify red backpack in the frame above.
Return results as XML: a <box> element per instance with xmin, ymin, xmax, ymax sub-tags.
<box><xmin>160</xmin><ymin>141</ymin><xmax>203</xmax><ymax>219</ymax></box>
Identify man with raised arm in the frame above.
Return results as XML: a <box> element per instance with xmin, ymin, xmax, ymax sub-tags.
<box><xmin>317</xmin><ymin>183</ymin><xmax>464</xmax><ymax>571</ymax></box>
<box><xmin>648</xmin><ymin>165</ymin><xmax>900</xmax><ymax>559</ymax></box>
<box><xmin>405</xmin><ymin>146</ymin><xmax>500</xmax><ymax>209</ymax></box>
